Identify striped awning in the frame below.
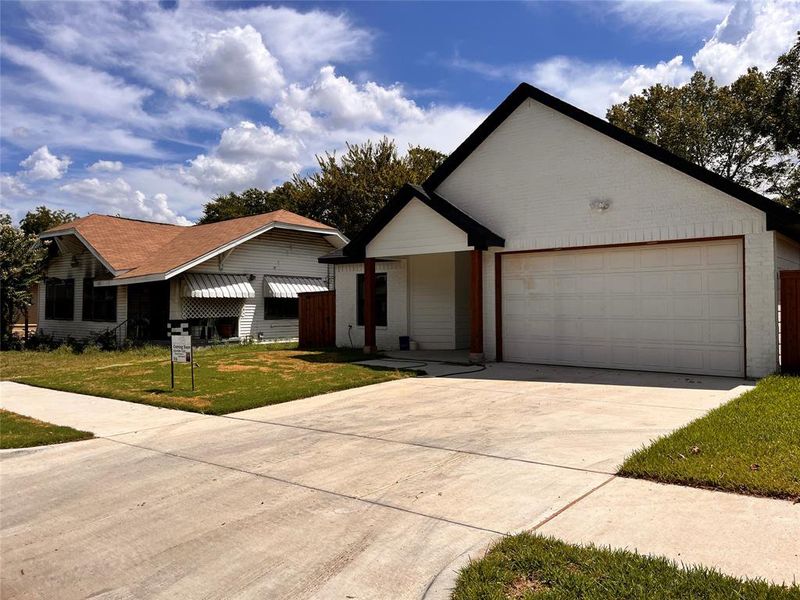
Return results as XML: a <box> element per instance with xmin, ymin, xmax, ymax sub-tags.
<box><xmin>182</xmin><ymin>273</ymin><xmax>255</xmax><ymax>299</ymax></box>
<box><xmin>263</xmin><ymin>275</ymin><xmax>328</xmax><ymax>298</ymax></box>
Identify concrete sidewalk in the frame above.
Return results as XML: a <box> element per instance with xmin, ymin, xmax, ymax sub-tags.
<box><xmin>426</xmin><ymin>477</ymin><xmax>800</xmax><ymax>597</ymax></box>
<box><xmin>0</xmin><ymin>381</ymin><xmax>210</xmax><ymax>437</ymax></box>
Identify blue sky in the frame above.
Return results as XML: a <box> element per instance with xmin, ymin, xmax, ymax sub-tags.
<box><xmin>1</xmin><ymin>0</ymin><xmax>797</xmax><ymax>225</ymax></box>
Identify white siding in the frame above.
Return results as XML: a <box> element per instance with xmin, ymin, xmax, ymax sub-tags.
<box><xmin>776</xmin><ymin>234</ymin><xmax>800</xmax><ymax>271</ymax></box>
<box><xmin>335</xmin><ymin>261</ymin><xmax>408</xmax><ymax>350</ymax></box>
<box><xmin>182</xmin><ymin>230</ymin><xmax>334</xmax><ymax>342</ymax></box>
<box><xmin>38</xmin><ymin>251</ymin><xmax>127</xmax><ymax>341</ymax></box>
<box><xmin>409</xmin><ymin>253</ymin><xmax>456</xmax><ymax>349</ymax></box>
<box><xmin>366</xmin><ymin>198</ymin><xmax>469</xmax><ymax>258</ymax></box>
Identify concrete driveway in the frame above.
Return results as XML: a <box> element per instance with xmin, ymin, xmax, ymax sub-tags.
<box><xmin>3</xmin><ymin>363</ymin><xmax>784</xmax><ymax>599</ymax></box>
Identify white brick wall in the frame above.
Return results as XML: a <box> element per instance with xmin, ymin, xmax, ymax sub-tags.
<box><xmin>335</xmin><ymin>260</ymin><xmax>408</xmax><ymax>350</ymax></box>
<box><xmin>436</xmin><ymin>99</ymin><xmax>766</xmax><ymax>251</ymax></box>
<box><xmin>433</xmin><ymin>98</ymin><xmax>779</xmax><ymax>377</ymax></box>
<box><xmin>745</xmin><ymin>231</ymin><xmax>778</xmax><ymax>377</ymax></box>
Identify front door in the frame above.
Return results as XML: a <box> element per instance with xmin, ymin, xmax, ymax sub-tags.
<box><xmin>127</xmin><ymin>281</ymin><xmax>170</xmax><ymax>341</ymax></box>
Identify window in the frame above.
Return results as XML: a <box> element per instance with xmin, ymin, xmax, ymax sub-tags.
<box><xmin>82</xmin><ymin>279</ymin><xmax>117</xmax><ymax>322</ymax></box>
<box><xmin>356</xmin><ymin>273</ymin><xmax>387</xmax><ymax>327</ymax></box>
<box><xmin>45</xmin><ymin>278</ymin><xmax>74</xmax><ymax>320</ymax></box>
<box><xmin>264</xmin><ymin>298</ymin><xmax>299</xmax><ymax>320</ymax></box>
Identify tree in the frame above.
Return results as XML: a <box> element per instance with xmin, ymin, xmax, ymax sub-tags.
<box><xmin>199</xmin><ymin>138</ymin><xmax>447</xmax><ymax>238</ymax></box>
<box><xmin>0</xmin><ymin>215</ymin><xmax>47</xmax><ymax>347</ymax></box>
<box><xmin>20</xmin><ymin>206</ymin><xmax>78</xmax><ymax>235</ymax></box>
<box><xmin>607</xmin><ymin>35</ymin><xmax>799</xmax><ymax>208</ymax></box>
<box><xmin>763</xmin><ymin>33</ymin><xmax>800</xmax><ymax>154</ymax></box>
<box><xmin>198</xmin><ymin>183</ymin><xmax>299</xmax><ymax>225</ymax></box>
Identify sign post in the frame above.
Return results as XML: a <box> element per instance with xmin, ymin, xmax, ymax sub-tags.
<box><xmin>170</xmin><ymin>334</ymin><xmax>194</xmax><ymax>391</ymax></box>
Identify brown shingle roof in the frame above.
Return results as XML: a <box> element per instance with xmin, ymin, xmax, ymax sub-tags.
<box><xmin>42</xmin><ymin>211</ymin><xmax>337</xmax><ymax>279</ymax></box>
<box><xmin>43</xmin><ymin>214</ymin><xmax>184</xmax><ymax>272</ymax></box>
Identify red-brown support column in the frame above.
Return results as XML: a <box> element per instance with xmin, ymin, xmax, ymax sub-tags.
<box><xmin>363</xmin><ymin>257</ymin><xmax>377</xmax><ymax>354</ymax></box>
<box><xmin>469</xmin><ymin>248</ymin><xmax>484</xmax><ymax>363</ymax></box>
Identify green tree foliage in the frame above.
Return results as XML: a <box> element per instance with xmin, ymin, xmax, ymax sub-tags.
<box><xmin>19</xmin><ymin>206</ymin><xmax>79</xmax><ymax>235</ymax></box>
<box><xmin>199</xmin><ymin>138</ymin><xmax>447</xmax><ymax>238</ymax></box>
<box><xmin>198</xmin><ymin>182</ymin><xmax>299</xmax><ymax>225</ymax></box>
<box><xmin>0</xmin><ymin>215</ymin><xmax>47</xmax><ymax>347</ymax></box>
<box><xmin>607</xmin><ymin>35</ymin><xmax>799</xmax><ymax>209</ymax></box>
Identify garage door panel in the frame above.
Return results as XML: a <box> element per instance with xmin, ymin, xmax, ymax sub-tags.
<box><xmin>639</xmin><ymin>273</ymin><xmax>669</xmax><ymax>292</ymax></box>
<box><xmin>673</xmin><ymin>296</ymin><xmax>705</xmax><ymax>318</ymax></box>
<box><xmin>671</xmin><ymin>245</ymin><xmax>704</xmax><ymax>266</ymax></box>
<box><xmin>707</xmin><ymin>271</ymin><xmax>741</xmax><ymax>293</ymax></box>
<box><xmin>502</xmin><ymin>240</ymin><xmax>744</xmax><ymax>377</ymax></box>
<box><xmin>709</xmin><ymin>295</ymin><xmax>741</xmax><ymax>319</ymax></box>
<box><xmin>707</xmin><ymin>243</ymin><xmax>740</xmax><ymax>265</ymax></box>
<box><xmin>708</xmin><ymin>322</ymin><xmax>742</xmax><ymax>345</ymax></box>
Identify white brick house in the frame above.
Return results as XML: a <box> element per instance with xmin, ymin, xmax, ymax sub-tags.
<box><xmin>38</xmin><ymin>211</ymin><xmax>346</xmax><ymax>344</ymax></box>
<box><xmin>323</xmin><ymin>84</ymin><xmax>800</xmax><ymax>378</ymax></box>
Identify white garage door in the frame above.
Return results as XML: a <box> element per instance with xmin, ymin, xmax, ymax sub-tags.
<box><xmin>501</xmin><ymin>240</ymin><xmax>744</xmax><ymax>376</ymax></box>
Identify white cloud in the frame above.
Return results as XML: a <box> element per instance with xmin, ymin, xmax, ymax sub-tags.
<box><xmin>451</xmin><ymin>0</ymin><xmax>798</xmax><ymax>116</ymax></box>
<box><xmin>19</xmin><ymin>146</ymin><xmax>71</xmax><ymax>180</ymax></box>
<box><xmin>178</xmin><ymin>121</ymin><xmax>303</xmax><ymax>193</ymax></box>
<box><xmin>603</xmin><ymin>0</ymin><xmax>733</xmax><ymax>35</ymax></box>
<box><xmin>1</xmin><ymin>175</ymin><xmax>33</xmax><ymax>199</ymax></box>
<box><xmin>59</xmin><ymin>177</ymin><xmax>191</xmax><ymax>225</ymax></box>
<box><xmin>25</xmin><ymin>2</ymin><xmax>371</xmax><ymax>89</ymax></box>
<box><xmin>176</xmin><ymin>71</ymin><xmax>484</xmax><ymax>195</ymax></box>
<box><xmin>1</xmin><ymin>105</ymin><xmax>165</xmax><ymax>158</ymax></box>
<box><xmin>172</xmin><ymin>25</ymin><xmax>285</xmax><ymax>107</ymax></box>
<box><xmin>88</xmin><ymin>160</ymin><xmax>123</xmax><ymax>172</ymax></box>
<box><xmin>693</xmin><ymin>0</ymin><xmax>800</xmax><ymax>84</ymax></box>
<box><xmin>0</xmin><ymin>42</ymin><xmax>153</xmax><ymax>124</ymax></box>
<box><xmin>274</xmin><ymin>66</ymin><xmax>424</xmax><ymax>132</ymax></box>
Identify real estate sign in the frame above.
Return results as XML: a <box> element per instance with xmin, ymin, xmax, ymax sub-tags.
<box><xmin>171</xmin><ymin>335</ymin><xmax>192</xmax><ymax>363</ymax></box>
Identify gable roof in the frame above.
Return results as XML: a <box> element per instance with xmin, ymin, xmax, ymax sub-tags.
<box><xmin>41</xmin><ymin>214</ymin><xmax>183</xmax><ymax>273</ymax></box>
<box><xmin>424</xmin><ymin>83</ymin><xmax>800</xmax><ymax>240</ymax></box>
<box><xmin>320</xmin><ymin>184</ymin><xmax>504</xmax><ymax>263</ymax></box>
<box><xmin>41</xmin><ymin>211</ymin><xmax>345</xmax><ymax>283</ymax></box>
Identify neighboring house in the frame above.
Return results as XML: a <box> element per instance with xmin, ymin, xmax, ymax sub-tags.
<box><xmin>322</xmin><ymin>83</ymin><xmax>800</xmax><ymax>379</ymax></box>
<box><xmin>38</xmin><ymin>211</ymin><xmax>346</xmax><ymax>343</ymax></box>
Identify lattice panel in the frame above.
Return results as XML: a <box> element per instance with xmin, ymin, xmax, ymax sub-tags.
<box><xmin>182</xmin><ymin>298</ymin><xmax>244</xmax><ymax>319</ymax></box>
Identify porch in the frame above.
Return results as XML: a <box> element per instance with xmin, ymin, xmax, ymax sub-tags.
<box><xmin>360</xmin><ymin>249</ymin><xmax>485</xmax><ymax>361</ymax></box>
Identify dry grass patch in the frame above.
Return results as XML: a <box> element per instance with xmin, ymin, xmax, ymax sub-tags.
<box><xmin>0</xmin><ymin>345</ymin><xmax>413</xmax><ymax>415</ymax></box>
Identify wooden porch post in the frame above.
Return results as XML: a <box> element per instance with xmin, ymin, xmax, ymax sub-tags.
<box><xmin>363</xmin><ymin>257</ymin><xmax>377</xmax><ymax>354</ymax></box>
<box><xmin>469</xmin><ymin>248</ymin><xmax>484</xmax><ymax>363</ymax></box>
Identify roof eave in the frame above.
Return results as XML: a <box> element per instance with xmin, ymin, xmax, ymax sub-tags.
<box><xmin>338</xmin><ymin>183</ymin><xmax>504</xmax><ymax>260</ymax></box>
<box><xmin>39</xmin><ymin>228</ymin><xmax>122</xmax><ymax>276</ymax></box>
<box><xmin>421</xmin><ymin>82</ymin><xmax>800</xmax><ymax>241</ymax></box>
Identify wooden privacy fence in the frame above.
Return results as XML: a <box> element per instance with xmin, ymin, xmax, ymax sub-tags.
<box><xmin>298</xmin><ymin>290</ymin><xmax>336</xmax><ymax>349</ymax></box>
<box><xmin>780</xmin><ymin>271</ymin><xmax>800</xmax><ymax>373</ymax></box>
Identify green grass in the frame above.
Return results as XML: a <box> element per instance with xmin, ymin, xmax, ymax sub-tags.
<box><xmin>0</xmin><ymin>410</ymin><xmax>93</xmax><ymax>449</ymax></box>
<box><xmin>0</xmin><ymin>344</ymin><xmax>413</xmax><ymax>415</ymax></box>
<box><xmin>619</xmin><ymin>375</ymin><xmax>800</xmax><ymax>500</ymax></box>
<box><xmin>453</xmin><ymin>532</ymin><xmax>798</xmax><ymax>599</ymax></box>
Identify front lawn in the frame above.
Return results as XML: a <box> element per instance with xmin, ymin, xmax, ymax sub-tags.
<box><xmin>619</xmin><ymin>375</ymin><xmax>799</xmax><ymax>500</ymax></box>
<box><xmin>453</xmin><ymin>532</ymin><xmax>798</xmax><ymax>599</ymax></box>
<box><xmin>0</xmin><ymin>344</ymin><xmax>412</xmax><ymax>415</ymax></box>
<box><xmin>0</xmin><ymin>410</ymin><xmax>93</xmax><ymax>449</ymax></box>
